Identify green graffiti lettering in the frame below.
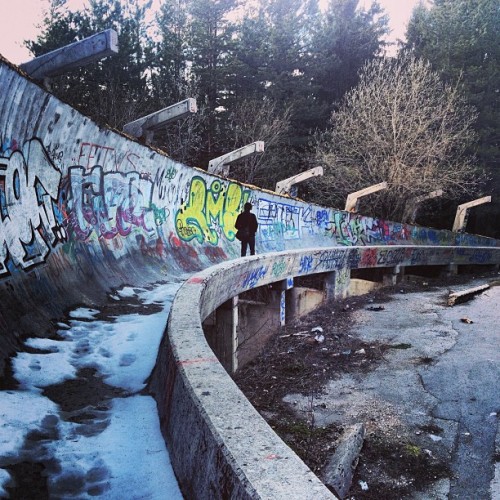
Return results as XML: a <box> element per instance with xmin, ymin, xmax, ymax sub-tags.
<box><xmin>175</xmin><ymin>176</ymin><xmax>250</xmax><ymax>244</ymax></box>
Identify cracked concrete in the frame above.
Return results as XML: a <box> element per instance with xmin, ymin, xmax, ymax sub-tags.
<box><xmin>283</xmin><ymin>277</ymin><xmax>500</xmax><ymax>499</ymax></box>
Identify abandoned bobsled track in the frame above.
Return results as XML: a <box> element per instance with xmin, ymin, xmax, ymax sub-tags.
<box><xmin>1</xmin><ymin>54</ymin><xmax>499</xmax><ymax>498</ymax></box>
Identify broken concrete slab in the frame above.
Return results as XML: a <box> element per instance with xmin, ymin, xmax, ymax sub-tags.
<box><xmin>323</xmin><ymin>423</ymin><xmax>365</xmax><ymax>499</ymax></box>
<box><xmin>447</xmin><ymin>284</ymin><xmax>489</xmax><ymax>306</ymax></box>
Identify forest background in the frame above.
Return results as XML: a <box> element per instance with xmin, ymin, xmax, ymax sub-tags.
<box><xmin>22</xmin><ymin>0</ymin><xmax>500</xmax><ymax>237</ymax></box>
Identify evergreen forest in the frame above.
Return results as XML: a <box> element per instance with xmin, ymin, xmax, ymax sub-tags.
<box><xmin>25</xmin><ymin>0</ymin><xmax>500</xmax><ymax>237</ymax></box>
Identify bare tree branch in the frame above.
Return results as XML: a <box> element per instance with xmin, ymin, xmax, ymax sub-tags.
<box><xmin>312</xmin><ymin>53</ymin><xmax>483</xmax><ymax>221</ymax></box>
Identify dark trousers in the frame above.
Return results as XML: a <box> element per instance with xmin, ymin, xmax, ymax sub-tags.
<box><xmin>241</xmin><ymin>235</ymin><xmax>255</xmax><ymax>257</ymax></box>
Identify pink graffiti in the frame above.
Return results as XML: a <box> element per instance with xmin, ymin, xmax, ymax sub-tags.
<box><xmin>67</xmin><ymin>166</ymin><xmax>154</xmax><ymax>242</ymax></box>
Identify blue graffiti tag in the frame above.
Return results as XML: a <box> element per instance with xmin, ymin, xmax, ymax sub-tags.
<box><xmin>242</xmin><ymin>265</ymin><xmax>268</xmax><ymax>289</ymax></box>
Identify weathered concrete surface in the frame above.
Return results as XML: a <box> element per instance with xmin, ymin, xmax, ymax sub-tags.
<box><xmin>323</xmin><ymin>423</ymin><xmax>365</xmax><ymax>498</ymax></box>
<box><xmin>148</xmin><ymin>252</ymin><xmax>500</xmax><ymax>499</ymax></box>
<box><xmin>1</xmin><ymin>54</ymin><xmax>498</xmax><ymax>377</ymax></box>
<box><xmin>1</xmin><ymin>54</ymin><xmax>500</xmax><ymax>498</ymax></box>
<box><xmin>284</xmin><ymin>278</ymin><xmax>500</xmax><ymax>498</ymax></box>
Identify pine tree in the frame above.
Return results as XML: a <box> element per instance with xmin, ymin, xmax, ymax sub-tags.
<box><xmin>406</xmin><ymin>0</ymin><xmax>500</xmax><ymax>236</ymax></box>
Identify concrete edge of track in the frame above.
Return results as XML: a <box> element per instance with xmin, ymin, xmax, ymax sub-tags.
<box><xmin>148</xmin><ymin>245</ymin><xmax>500</xmax><ymax>499</ymax></box>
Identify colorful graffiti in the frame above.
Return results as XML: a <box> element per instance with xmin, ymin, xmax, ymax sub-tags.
<box><xmin>0</xmin><ymin>139</ymin><xmax>65</xmax><ymax>275</ymax></box>
<box><xmin>0</xmin><ymin>126</ymin><xmax>497</xmax><ymax>285</ymax></box>
<box><xmin>65</xmin><ymin>166</ymin><xmax>156</xmax><ymax>242</ymax></box>
<box><xmin>175</xmin><ymin>176</ymin><xmax>251</xmax><ymax>245</ymax></box>
<box><xmin>319</xmin><ymin>211</ymin><xmax>394</xmax><ymax>245</ymax></box>
<box><xmin>271</xmin><ymin>259</ymin><xmax>287</xmax><ymax>278</ymax></box>
<box><xmin>258</xmin><ymin>199</ymin><xmax>301</xmax><ymax>241</ymax></box>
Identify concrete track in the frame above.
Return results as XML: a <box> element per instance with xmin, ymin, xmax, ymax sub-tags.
<box><xmin>1</xmin><ymin>54</ymin><xmax>499</xmax><ymax>498</ymax></box>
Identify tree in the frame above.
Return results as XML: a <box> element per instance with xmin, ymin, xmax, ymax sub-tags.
<box><xmin>405</xmin><ymin>0</ymin><xmax>500</xmax><ymax>235</ymax></box>
<box><xmin>151</xmin><ymin>0</ymin><xmax>190</xmax><ymax>107</ymax></box>
<box><xmin>186</xmin><ymin>0</ymin><xmax>240</xmax><ymax>163</ymax></box>
<box><xmin>307</xmin><ymin>0</ymin><xmax>389</xmax><ymax>131</ymax></box>
<box><xmin>222</xmin><ymin>98</ymin><xmax>293</xmax><ymax>187</ymax></box>
<box><xmin>27</xmin><ymin>0</ymin><xmax>154</xmax><ymax>128</ymax></box>
<box><xmin>312</xmin><ymin>54</ymin><xmax>482</xmax><ymax>222</ymax></box>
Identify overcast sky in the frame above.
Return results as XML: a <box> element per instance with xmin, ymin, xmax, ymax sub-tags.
<box><xmin>0</xmin><ymin>0</ymin><xmax>425</xmax><ymax>65</ymax></box>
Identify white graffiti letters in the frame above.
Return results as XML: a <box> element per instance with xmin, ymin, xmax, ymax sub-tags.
<box><xmin>0</xmin><ymin>140</ymin><xmax>62</xmax><ymax>274</ymax></box>
<box><xmin>68</xmin><ymin>166</ymin><xmax>155</xmax><ymax>241</ymax></box>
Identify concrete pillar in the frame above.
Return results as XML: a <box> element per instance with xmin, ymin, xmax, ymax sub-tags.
<box><xmin>452</xmin><ymin>196</ymin><xmax>491</xmax><ymax>233</ymax></box>
<box><xmin>324</xmin><ymin>272</ymin><xmax>336</xmax><ymax>300</ymax></box>
<box><xmin>325</xmin><ymin>268</ymin><xmax>351</xmax><ymax>300</ymax></box>
<box><xmin>208</xmin><ymin>142</ymin><xmax>264</xmax><ymax>177</ymax></box>
<box><xmin>123</xmin><ymin>98</ymin><xmax>197</xmax><ymax>144</ymax></box>
<box><xmin>383</xmin><ymin>265</ymin><xmax>403</xmax><ymax>285</ymax></box>
<box><xmin>345</xmin><ymin>182</ymin><xmax>387</xmax><ymax>213</ymax></box>
<box><xmin>275</xmin><ymin>167</ymin><xmax>323</xmax><ymax>196</ymax></box>
<box><xmin>280</xmin><ymin>277</ymin><xmax>294</xmax><ymax>326</ymax></box>
<box><xmin>212</xmin><ymin>296</ymin><xmax>239</xmax><ymax>374</ymax></box>
<box><xmin>20</xmin><ymin>29</ymin><xmax>118</xmax><ymax>79</ymax></box>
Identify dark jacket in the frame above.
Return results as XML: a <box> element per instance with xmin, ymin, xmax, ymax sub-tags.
<box><xmin>235</xmin><ymin>211</ymin><xmax>258</xmax><ymax>236</ymax></box>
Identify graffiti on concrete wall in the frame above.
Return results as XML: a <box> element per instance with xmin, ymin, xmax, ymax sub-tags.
<box><xmin>65</xmin><ymin>166</ymin><xmax>157</xmax><ymax>243</ymax></box>
<box><xmin>0</xmin><ymin>137</ymin><xmax>178</xmax><ymax>277</ymax></box>
<box><xmin>241</xmin><ymin>265</ymin><xmax>268</xmax><ymax>289</ymax></box>
<box><xmin>73</xmin><ymin>141</ymin><xmax>141</xmax><ymax>172</ymax></box>
<box><xmin>175</xmin><ymin>176</ymin><xmax>251</xmax><ymax>245</ymax></box>
<box><xmin>0</xmin><ymin>139</ymin><xmax>66</xmax><ymax>276</ymax></box>
<box><xmin>317</xmin><ymin>211</ymin><xmax>395</xmax><ymax>245</ymax></box>
<box><xmin>258</xmin><ymin>199</ymin><xmax>301</xmax><ymax>241</ymax></box>
<box><xmin>456</xmin><ymin>247</ymin><xmax>494</xmax><ymax>264</ymax></box>
<box><xmin>0</xmin><ymin>127</ymin><xmax>496</xmax><ymax>283</ymax></box>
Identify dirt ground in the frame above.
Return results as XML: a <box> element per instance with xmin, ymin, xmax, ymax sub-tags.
<box><xmin>232</xmin><ymin>271</ymin><xmax>493</xmax><ymax>499</ymax></box>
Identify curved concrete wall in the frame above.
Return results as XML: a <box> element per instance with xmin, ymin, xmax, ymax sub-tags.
<box><xmin>1</xmin><ymin>57</ymin><xmax>497</xmax><ymax>370</ymax></box>
<box><xmin>148</xmin><ymin>245</ymin><xmax>500</xmax><ymax>498</ymax></box>
<box><xmin>1</xmin><ymin>56</ymin><xmax>499</xmax><ymax>497</ymax></box>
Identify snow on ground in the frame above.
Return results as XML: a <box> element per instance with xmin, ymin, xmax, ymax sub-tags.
<box><xmin>0</xmin><ymin>282</ymin><xmax>184</xmax><ymax>499</ymax></box>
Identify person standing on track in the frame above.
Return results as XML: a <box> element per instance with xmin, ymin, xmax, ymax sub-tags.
<box><xmin>235</xmin><ymin>202</ymin><xmax>258</xmax><ymax>257</ymax></box>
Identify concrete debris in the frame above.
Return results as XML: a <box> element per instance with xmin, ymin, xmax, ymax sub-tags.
<box><xmin>448</xmin><ymin>284</ymin><xmax>489</xmax><ymax>306</ymax></box>
<box><xmin>429</xmin><ymin>434</ymin><xmax>443</xmax><ymax>442</ymax></box>
<box><xmin>314</xmin><ymin>334</ymin><xmax>325</xmax><ymax>343</ymax></box>
<box><xmin>359</xmin><ymin>480</ymin><xmax>369</xmax><ymax>491</ymax></box>
<box><xmin>312</xmin><ymin>326</ymin><xmax>324</xmax><ymax>334</ymax></box>
<box><xmin>366</xmin><ymin>305</ymin><xmax>385</xmax><ymax>311</ymax></box>
<box><xmin>323</xmin><ymin>423</ymin><xmax>365</xmax><ymax>499</ymax></box>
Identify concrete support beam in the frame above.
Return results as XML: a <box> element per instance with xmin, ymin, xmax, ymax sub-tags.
<box><xmin>211</xmin><ymin>296</ymin><xmax>239</xmax><ymax>374</ymax></box>
<box><xmin>20</xmin><ymin>29</ymin><xmax>118</xmax><ymax>79</ymax></box>
<box><xmin>275</xmin><ymin>167</ymin><xmax>323</xmax><ymax>196</ymax></box>
<box><xmin>408</xmin><ymin>189</ymin><xmax>444</xmax><ymax>223</ymax></box>
<box><xmin>280</xmin><ymin>277</ymin><xmax>294</xmax><ymax>326</ymax></box>
<box><xmin>325</xmin><ymin>268</ymin><xmax>351</xmax><ymax>300</ymax></box>
<box><xmin>383</xmin><ymin>265</ymin><xmax>402</xmax><ymax>286</ymax></box>
<box><xmin>208</xmin><ymin>141</ymin><xmax>264</xmax><ymax>177</ymax></box>
<box><xmin>452</xmin><ymin>196</ymin><xmax>491</xmax><ymax>232</ymax></box>
<box><xmin>123</xmin><ymin>98</ymin><xmax>197</xmax><ymax>143</ymax></box>
<box><xmin>345</xmin><ymin>181</ymin><xmax>388</xmax><ymax>213</ymax></box>
<box><xmin>448</xmin><ymin>284</ymin><xmax>490</xmax><ymax>306</ymax></box>
<box><xmin>324</xmin><ymin>271</ymin><xmax>336</xmax><ymax>301</ymax></box>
